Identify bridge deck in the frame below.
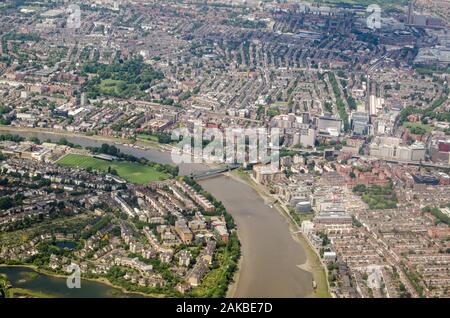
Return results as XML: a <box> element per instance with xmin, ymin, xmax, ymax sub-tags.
<box><xmin>190</xmin><ymin>164</ymin><xmax>241</xmax><ymax>180</ymax></box>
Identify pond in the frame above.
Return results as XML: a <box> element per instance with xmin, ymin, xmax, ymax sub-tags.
<box><xmin>53</xmin><ymin>241</ymin><xmax>77</xmax><ymax>250</ymax></box>
<box><xmin>0</xmin><ymin>266</ymin><xmax>144</xmax><ymax>298</ymax></box>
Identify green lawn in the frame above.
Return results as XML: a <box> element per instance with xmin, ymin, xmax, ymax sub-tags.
<box><xmin>56</xmin><ymin>154</ymin><xmax>168</xmax><ymax>184</ymax></box>
<box><xmin>403</xmin><ymin>122</ymin><xmax>433</xmax><ymax>135</ymax></box>
<box><xmin>98</xmin><ymin>79</ymin><xmax>127</xmax><ymax>96</ymax></box>
<box><xmin>137</xmin><ymin>133</ymin><xmax>159</xmax><ymax>142</ymax></box>
<box><xmin>353</xmin><ymin>183</ymin><xmax>398</xmax><ymax>210</ymax></box>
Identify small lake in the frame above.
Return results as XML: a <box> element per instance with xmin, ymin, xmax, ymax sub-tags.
<box><xmin>54</xmin><ymin>241</ymin><xmax>77</xmax><ymax>250</ymax></box>
<box><xmin>0</xmin><ymin>266</ymin><xmax>144</xmax><ymax>298</ymax></box>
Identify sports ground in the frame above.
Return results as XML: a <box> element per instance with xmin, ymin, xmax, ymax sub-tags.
<box><xmin>56</xmin><ymin>154</ymin><xmax>168</xmax><ymax>184</ymax></box>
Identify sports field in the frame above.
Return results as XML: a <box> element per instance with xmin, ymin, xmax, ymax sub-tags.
<box><xmin>56</xmin><ymin>154</ymin><xmax>168</xmax><ymax>184</ymax></box>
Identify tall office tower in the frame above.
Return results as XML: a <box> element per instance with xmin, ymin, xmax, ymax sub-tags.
<box><xmin>366</xmin><ymin>75</ymin><xmax>370</xmax><ymax>112</ymax></box>
<box><xmin>408</xmin><ymin>1</ymin><xmax>415</xmax><ymax>24</ymax></box>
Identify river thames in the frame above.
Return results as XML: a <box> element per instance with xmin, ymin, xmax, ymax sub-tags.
<box><xmin>0</xmin><ymin>128</ymin><xmax>314</xmax><ymax>297</ymax></box>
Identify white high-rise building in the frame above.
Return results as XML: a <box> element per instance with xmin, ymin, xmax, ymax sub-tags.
<box><xmin>369</xmin><ymin>95</ymin><xmax>383</xmax><ymax>116</ymax></box>
<box><xmin>369</xmin><ymin>137</ymin><xmax>426</xmax><ymax>162</ymax></box>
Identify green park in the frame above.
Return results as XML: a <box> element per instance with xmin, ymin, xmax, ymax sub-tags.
<box><xmin>56</xmin><ymin>154</ymin><xmax>168</xmax><ymax>184</ymax></box>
